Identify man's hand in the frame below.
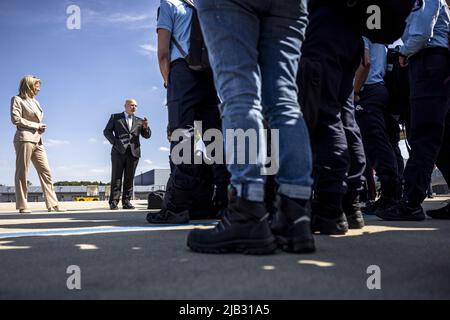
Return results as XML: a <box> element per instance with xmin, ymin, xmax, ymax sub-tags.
<box><xmin>399</xmin><ymin>55</ymin><xmax>409</xmax><ymax>68</ymax></box>
<box><xmin>142</xmin><ymin>117</ymin><xmax>149</xmax><ymax>129</ymax></box>
<box><xmin>38</xmin><ymin>124</ymin><xmax>47</xmax><ymax>134</ymax></box>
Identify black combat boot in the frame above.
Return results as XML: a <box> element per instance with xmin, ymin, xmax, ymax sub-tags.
<box><xmin>146</xmin><ymin>208</ymin><xmax>190</xmax><ymax>224</ymax></box>
<box><xmin>311</xmin><ymin>193</ymin><xmax>349</xmax><ymax>235</ymax></box>
<box><xmin>271</xmin><ymin>195</ymin><xmax>315</xmax><ymax>253</ymax></box>
<box><xmin>342</xmin><ymin>191</ymin><xmax>365</xmax><ymax>229</ymax></box>
<box><xmin>364</xmin><ymin>182</ymin><xmax>400</xmax><ymax>215</ymax></box>
<box><xmin>187</xmin><ymin>187</ymin><xmax>276</xmax><ymax>255</ymax></box>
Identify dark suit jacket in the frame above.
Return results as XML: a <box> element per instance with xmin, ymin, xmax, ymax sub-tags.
<box><xmin>103</xmin><ymin>113</ymin><xmax>151</xmax><ymax>158</ymax></box>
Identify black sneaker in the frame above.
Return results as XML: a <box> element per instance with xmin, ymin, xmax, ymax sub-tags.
<box><xmin>376</xmin><ymin>202</ymin><xmax>425</xmax><ymax>221</ymax></box>
<box><xmin>187</xmin><ymin>191</ymin><xmax>276</xmax><ymax>255</ymax></box>
<box><xmin>271</xmin><ymin>195</ymin><xmax>315</xmax><ymax>253</ymax></box>
<box><xmin>426</xmin><ymin>202</ymin><xmax>450</xmax><ymax>220</ymax></box>
<box><xmin>146</xmin><ymin>209</ymin><xmax>190</xmax><ymax>224</ymax></box>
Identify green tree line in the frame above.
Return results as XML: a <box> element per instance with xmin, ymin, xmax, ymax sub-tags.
<box><xmin>54</xmin><ymin>181</ymin><xmax>110</xmax><ymax>186</ymax></box>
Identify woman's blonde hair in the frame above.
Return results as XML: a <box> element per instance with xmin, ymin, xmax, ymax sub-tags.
<box><xmin>18</xmin><ymin>75</ymin><xmax>41</xmax><ymax>99</ymax></box>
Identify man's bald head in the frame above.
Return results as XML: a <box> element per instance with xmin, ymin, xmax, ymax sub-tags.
<box><xmin>124</xmin><ymin>99</ymin><xmax>138</xmax><ymax>115</ymax></box>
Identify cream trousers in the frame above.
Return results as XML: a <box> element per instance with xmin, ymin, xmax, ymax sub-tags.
<box><xmin>14</xmin><ymin>141</ymin><xmax>58</xmax><ymax>210</ymax></box>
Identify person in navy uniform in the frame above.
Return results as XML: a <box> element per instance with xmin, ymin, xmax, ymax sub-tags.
<box><xmin>300</xmin><ymin>1</ymin><xmax>367</xmax><ymax>235</ymax></box>
<box><xmin>354</xmin><ymin>37</ymin><xmax>403</xmax><ymax>215</ymax></box>
<box><xmin>150</xmin><ymin>0</ymin><xmax>229</xmax><ymax>224</ymax></box>
<box><xmin>377</xmin><ymin>0</ymin><xmax>450</xmax><ymax>221</ymax></box>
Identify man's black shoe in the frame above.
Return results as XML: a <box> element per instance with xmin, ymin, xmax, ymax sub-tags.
<box><xmin>376</xmin><ymin>202</ymin><xmax>425</xmax><ymax>221</ymax></box>
<box><xmin>146</xmin><ymin>209</ymin><xmax>190</xmax><ymax>224</ymax></box>
<box><xmin>109</xmin><ymin>201</ymin><xmax>119</xmax><ymax>210</ymax></box>
<box><xmin>271</xmin><ymin>195</ymin><xmax>315</xmax><ymax>253</ymax></box>
<box><xmin>427</xmin><ymin>202</ymin><xmax>450</xmax><ymax>219</ymax></box>
<box><xmin>122</xmin><ymin>201</ymin><xmax>135</xmax><ymax>210</ymax></box>
<box><xmin>187</xmin><ymin>190</ymin><xmax>276</xmax><ymax>255</ymax></box>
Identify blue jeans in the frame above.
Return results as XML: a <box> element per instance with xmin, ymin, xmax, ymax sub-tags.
<box><xmin>197</xmin><ymin>0</ymin><xmax>312</xmax><ymax>202</ymax></box>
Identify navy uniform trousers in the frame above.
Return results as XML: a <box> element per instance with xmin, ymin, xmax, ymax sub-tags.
<box><xmin>356</xmin><ymin>83</ymin><xmax>402</xmax><ymax>199</ymax></box>
<box><xmin>403</xmin><ymin>48</ymin><xmax>450</xmax><ymax>206</ymax></box>
<box><xmin>300</xmin><ymin>5</ymin><xmax>366</xmax><ymax>214</ymax></box>
<box><xmin>164</xmin><ymin>59</ymin><xmax>229</xmax><ymax>215</ymax></box>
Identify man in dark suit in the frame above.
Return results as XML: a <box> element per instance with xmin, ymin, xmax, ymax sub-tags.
<box><xmin>104</xmin><ymin>99</ymin><xmax>151</xmax><ymax>210</ymax></box>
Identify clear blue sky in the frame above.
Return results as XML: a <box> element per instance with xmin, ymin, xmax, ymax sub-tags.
<box><xmin>0</xmin><ymin>0</ymin><xmax>170</xmax><ymax>186</ymax></box>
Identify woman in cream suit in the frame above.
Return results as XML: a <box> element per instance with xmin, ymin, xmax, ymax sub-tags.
<box><xmin>10</xmin><ymin>75</ymin><xmax>65</xmax><ymax>214</ymax></box>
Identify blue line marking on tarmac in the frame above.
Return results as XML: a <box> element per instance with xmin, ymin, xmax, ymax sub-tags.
<box><xmin>0</xmin><ymin>223</ymin><xmax>216</xmax><ymax>238</ymax></box>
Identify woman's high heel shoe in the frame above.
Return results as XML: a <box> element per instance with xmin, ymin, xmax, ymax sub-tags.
<box><xmin>19</xmin><ymin>209</ymin><xmax>32</xmax><ymax>214</ymax></box>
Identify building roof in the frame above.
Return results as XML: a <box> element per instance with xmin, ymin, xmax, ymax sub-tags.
<box><xmin>0</xmin><ymin>185</ymin><xmax>160</xmax><ymax>194</ymax></box>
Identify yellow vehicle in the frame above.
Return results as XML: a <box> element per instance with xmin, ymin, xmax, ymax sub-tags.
<box><xmin>73</xmin><ymin>196</ymin><xmax>100</xmax><ymax>202</ymax></box>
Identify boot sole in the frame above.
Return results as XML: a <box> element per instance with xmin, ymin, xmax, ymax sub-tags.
<box><xmin>187</xmin><ymin>238</ymin><xmax>277</xmax><ymax>255</ymax></box>
<box><xmin>275</xmin><ymin>236</ymin><xmax>316</xmax><ymax>254</ymax></box>
<box><xmin>312</xmin><ymin>224</ymin><xmax>348</xmax><ymax>235</ymax></box>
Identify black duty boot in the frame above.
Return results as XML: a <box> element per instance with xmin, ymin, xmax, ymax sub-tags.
<box><xmin>342</xmin><ymin>192</ymin><xmax>365</xmax><ymax>229</ymax></box>
<box><xmin>362</xmin><ymin>196</ymin><xmax>397</xmax><ymax>215</ymax></box>
<box><xmin>146</xmin><ymin>208</ymin><xmax>190</xmax><ymax>224</ymax></box>
<box><xmin>427</xmin><ymin>202</ymin><xmax>450</xmax><ymax>220</ymax></box>
<box><xmin>311</xmin><ymin>193</ymin><xmax>349</xmax><ymax>235</ymax></box>
<box><xmin>271</xmin><ymin>195</ymin><xmax>315</xmax><ymax>253</ymax></box>
<box><xmin>376</xmin><ymin>201</ymin><xmax>425</xmax><ymax>221</ymax></box>
<box><xmin>187</xmin><ymin>188</ymin><xmax>276</xmax><ymax>255</ymax></box>
<box><xmin>365</xmin><ymin>182</ymin><xmax>401</xmax><ymax>215</ymax></box>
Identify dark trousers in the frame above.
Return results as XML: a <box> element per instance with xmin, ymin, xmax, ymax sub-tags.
<box><xmin>164</xmin><ymin>59</ymin><xmax>229</xmax><ymax>213</ymax></box>
<box><xmin>301</xmin><ymin>6</ymin><xmax>364</xmax><ymax>209</ymax></box>
<box><xmin>356</xmin><ymin>83</ymin><xmax>401</xmax><ymax>198</ymax></box>
<box><xmin>385</xmin><ymin>113</ymin><xmax>405</xmax><ymax>180</ymax></box>
<box><xmin>110</xmin><ymin>147</ymin><xmax>139</xmax><ymax>203</ymax></box>
<box><xmin>343</xmin><ymin>94</ymin><xmax>366</xmax><ymax>193</ymax></box>
<box><xmin>403</xmin><ymin>49</ymin><xmax>450</xmax><ymax>206</ymax></box>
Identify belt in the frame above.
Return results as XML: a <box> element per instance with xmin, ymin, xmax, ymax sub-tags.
<box><xmin>410</xmin><ymin>46</ymin><xmax>450</xmax><ymax>61</ymax></box>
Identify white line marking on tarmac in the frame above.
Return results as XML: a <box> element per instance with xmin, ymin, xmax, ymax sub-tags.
<box><xmin>0</xmin><ymin>241</ymin><xmax>31</xmax><ymax>250</ymax></box>
<box><xmin>0</xmin><ymin>224</ymin><xmax>215</xmax><ymax>239</ymax></box>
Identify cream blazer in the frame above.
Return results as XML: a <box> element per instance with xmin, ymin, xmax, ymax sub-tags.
<box><xmin>10</xmin><ymin>96</ymin><xmax>44</xmax><ymax>144</ymax></box>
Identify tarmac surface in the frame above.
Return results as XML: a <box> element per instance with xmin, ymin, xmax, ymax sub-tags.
<box><xmin>0</xmin><ymin>199</ymin><xmax>449</xmax><ymax>300</ymax></box>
